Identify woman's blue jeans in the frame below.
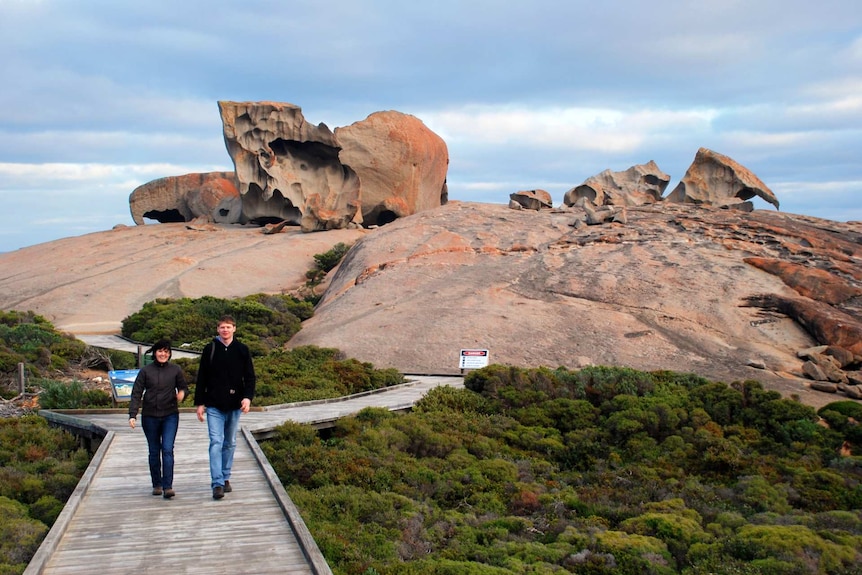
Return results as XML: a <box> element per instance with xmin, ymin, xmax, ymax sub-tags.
<box><xmin>141</xmin><ymin>412</ymin><xmax>179</xmax><ymax>489</ymax></box>
<box><xmin>205</xmin><ymin>406</ymin><xmax>241</xmax><ymax>489</ymax></box>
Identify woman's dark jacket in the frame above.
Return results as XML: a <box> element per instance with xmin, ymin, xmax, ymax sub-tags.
<box><xmin>194</xmin><ymin>337</ymin><xmax>256</xmax><ymax>412</ymax></box>
<box><xmin>128</xmin><ymin>361</ymin><xmax>188</xmax><ymax>419</ymax></box>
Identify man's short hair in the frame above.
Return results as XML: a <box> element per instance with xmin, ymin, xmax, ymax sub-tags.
<box><xmin>218</xmin><ymin>315</ymin><xmax>236</xmax><ymax>326</ymax></box>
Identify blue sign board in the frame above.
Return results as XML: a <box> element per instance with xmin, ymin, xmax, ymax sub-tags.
<box><xmin>108</xmin><ymin>369</ymin><xmax>139</xmax><ymax>401</ymax></box>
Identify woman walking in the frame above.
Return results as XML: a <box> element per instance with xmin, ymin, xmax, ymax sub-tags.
<box><xmin>128</xmin><ymin>339</ymin><xmax>188</xmax><ymax>499</ymax></box>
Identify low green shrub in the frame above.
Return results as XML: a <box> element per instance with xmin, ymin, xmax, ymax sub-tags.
<box><xmin>0</xmin><ymin>416</ymin><xmax>88</xmax><ymax>573</ymax></box>
<box><xmin>120</xmin><ymin>293</ymin><xmax>308</xmax><ymax>354</ymax></box>
<box><xmin>267</xmin><ymin>366</ymin><xmax>862</xmax><ymax>574</ymax></box>
<box><xmin>0</xmin><ymin>311</ymin><xmax>87</xmax><ymax>384</ymax></box>
<box><xmin>37</xmin><ymin>380</ymin><xmax>111</xmax><ymax>409</ymax></box>
<box><xmin>252</xmin><ymin>346</ymin><xmax>404</xmax><ymax>405</ymax></box>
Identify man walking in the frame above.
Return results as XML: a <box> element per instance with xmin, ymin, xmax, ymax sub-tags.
<box><xmin>195</xmin><ymin>315</ymin><xmax>256</xmax><ymax>500</ymax></box>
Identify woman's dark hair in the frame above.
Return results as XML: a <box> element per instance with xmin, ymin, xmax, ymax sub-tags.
<box><xmin>148</xmin><ymin>338</ymin><xmax>173</xmax><ymax>358</ymax></box>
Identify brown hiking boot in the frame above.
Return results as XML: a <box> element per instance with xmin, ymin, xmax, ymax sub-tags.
<box><xmin>224</xmin><ymin>480</ymin><xmax>232</xmax><ymax>493</ymax></box>
<box><xmin>152</xmin><ymin>487</ymin><xmax>163</xmax><ymax>496</ymax></box>
<box><xmin>162</xmin><ymin>488</ymin><xmax>175</xmax><ymax>499</ymax></box>
<box><xmin>213</xmin><ymin>486</ymin><xmax>225</xmax><ymax>500</ymax></box>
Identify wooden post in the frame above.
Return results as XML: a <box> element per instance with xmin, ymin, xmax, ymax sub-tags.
<box><xmin>18</xmin><ymin>362</ymin><xmax>26</xmax><ymax>394</ymax></box>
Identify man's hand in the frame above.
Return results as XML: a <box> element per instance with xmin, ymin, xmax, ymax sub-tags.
<box><xmin>196</xmin><ymin>405</ymin><xmax>205</xmax><ymax>422</ymax></box>
<box><xmin>241</xmin><ymin>398</ymin><xmax>251</xmax><ymax>413</ymax></box>
<box><xmin>129</xmin><ymin>417</ymin><xmax>136</xmax><ymax>429</ymax></box>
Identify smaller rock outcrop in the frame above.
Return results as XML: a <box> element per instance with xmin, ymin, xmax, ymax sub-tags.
<box><xmin>563</xmin><ymin>161</ymin><xmax>670</xmax><ymax>207</ymax></box>
<box><xmin>665</xmin><ymin>147</ymin><xmax>780</xmax><ymax>210</ymax></box>
<box><xmin>797</xmin><ymin>345</ymin><xmax>862</xmax><ymax>398</ymax></box>
<box><xmin>509</xmin><ymin>189</ymin><xmax>552</xmax><ymax>211</ymax></box>
<box><xmin>744</xmin><ymin>257</ymin><xmax>862</xmax><ymax>305</ymax></box>
<box><xmin>129</xmin><ymin>172</ymin><xmax>240</xmax><ymax>225</ymax></box>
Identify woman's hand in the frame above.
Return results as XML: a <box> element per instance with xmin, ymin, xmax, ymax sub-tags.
<box><xmin>129</xmin><ymin>417</ymin><xmax>136</xmax><ymax>429</ymax></box>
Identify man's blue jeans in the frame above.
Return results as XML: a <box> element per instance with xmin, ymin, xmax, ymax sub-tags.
<box><xmin>205</xmin><ymin>406</ymin><xmax>241</xmax><ymax>489</ymax></box>
<box><xmin>141</xmin><ymin>412</ymin><xmax>179</xmax><ymax>489</ymax></box>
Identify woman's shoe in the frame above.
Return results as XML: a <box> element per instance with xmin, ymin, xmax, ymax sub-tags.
<box><xmin>163</xmin><ymin>488</ymin><xmax>175</xmax><ymax>499</ymax></box>
<box><xmin>152</xmin><ymin>487</ymin><xmax>163</xmax><ymax>496</ymax></box>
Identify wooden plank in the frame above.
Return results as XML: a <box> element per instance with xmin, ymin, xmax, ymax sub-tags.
<box><xmin>35</xmin><ymin>416</ymin><xmax>315</xmax><ymax>575</ymax></box>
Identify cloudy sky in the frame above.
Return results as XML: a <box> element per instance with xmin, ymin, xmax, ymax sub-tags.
<box><xmin>1</xmin><ymin>0</ymin><xmax>860</xmax><ymax>252</ymax></box>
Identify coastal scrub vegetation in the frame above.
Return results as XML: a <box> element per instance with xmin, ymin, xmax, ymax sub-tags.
<box><xmin>3</xmin><ymin>298</ymin><xmax>402</xmax><ymax>409</ymax></box>
<box><xmin>306</xmin><ymin>241</ymin><xmax>351</xmax><ymax>286</ymax></box>
<box><xmin>120</xmin><ymin>241</ymin><xmax>352</xmax><ymax>351</ymax></box>
<box><xmin>0</xmin><ymin>311</ymin><xmax>88</xmax><ymax>393</ymax></box>
<box><xmin>0</xmin><ymin>415</ymin><xmax>89</xmax><ymax>574</ymax></box>
<box><xmin>264</xmin><ymin>365</ymin><xmax>862</xmax><ymax>575</ymax></box>
<box><xmin>178</xmin><ymin>345</ymin><xmax>404</xmax><ymax>407</ymax></box>
<box><xmin>120</xmin><ymin>293</ymin><xmax>313</xmax><ymax>356</ymax></box>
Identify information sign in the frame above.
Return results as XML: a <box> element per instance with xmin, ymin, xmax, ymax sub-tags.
<box><xmin>459</xmin><ymin>349</ymin><xmax>489</xmax><ymax>370</ymax></box>
<box><xmin>108</xmin><ymin>369</ymin><xmax>139</xmax><ymax>402</ymax></box>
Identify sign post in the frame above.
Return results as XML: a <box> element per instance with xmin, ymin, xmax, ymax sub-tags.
<box><xmin>459</xmin><ymin>349</ymin><xmax>489</xmax><ymax>373</ymax></box>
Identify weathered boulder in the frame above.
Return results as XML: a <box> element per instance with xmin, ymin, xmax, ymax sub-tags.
<box><xmin>665</xmin><ymin>147</ymin><xmax>780</xmax><ymax>209</ymax></box>
<box><xmin>129</xmin><ymin>172</ymin><xmax>239</xmax><ymax>225</ymax></box>
<box><xmin>801</xmin><ymin>358</ymin><xmax>826</xmax><ymax>382</ymax></box>
<box><xmin>218</xmin><ymin>101</ymin><xmax>448</xmax><ymax>232</ymax></box>
<box><xmin>336</xmin><ymin>111</ymin><xmax>449</xmax><ymax>226</ymax></box>
<box><xmin>745</xmin><ymin>293</ymin><xmax>862</xmax><ymax>356</ymax></box>
<box><xmin>847</xmin><ymin>371</ymin><xmax>862</xmax><ymax>386</ymax></box>
<box><xmin>744</xmin><ymin>257</ymin><xmax>862</xmax><ymax>305</ymax></box>
<box><xmin>219</xmin><ymin>100</ymin><xmax>361</xmax><ymax>232</ymax></box>
<box><xmin>509</xmin><ymin>189</ymin><xmax>552</xmax><ymax>211</ymax></box>
<box><xmin>809</xmin><ymin>380</ymin><xmax>839</xmax><ymax>393</ymax></box>
<box><xmin>839</xmin><ymin>383</ymin><xmax>862</xmax><ymax>399</ymax></box>
<box><xmin>564</xmin><ymin>161</ymin><xmax>670</xmax><ymax>207</ymax></box>
<box><xmin>581</xmin><ymin>202</ymin><xmax>626</xmax><ymax>225</ymax></box>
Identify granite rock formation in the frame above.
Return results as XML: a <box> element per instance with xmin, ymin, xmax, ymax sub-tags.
<box><xmin>335</xmin><ymin>111</ymin><xmax>449</xmax><ymax>226</ymax></box>
<box><xmin>219</xmin><ymin>101</ymin><xmax>360</xmax><ymax>232</ymax></box>
<box><xmin>218</xmin><ymin>101</ymin><xmax>448</xmax><ymax>232</ymax></box>
<box><xmin>287</xmin><ymin>201</ymin><xmax>862</xmax><ymax>408</ymax></box>
<box><xmin>129</xmin><ymin>172</ymin><xmax>240</xmax><ymax>225</ymax></box>
<box><xmin>563</xmin><ymin>161</ymin><xmax>671</xmax><ymax>207</ymax></box>
<box><xmin>3</xmin><ymin>199</ymin><xmax>861</xmax><ymax>410</ymax></box>
<box><xmin>665</xmin><ymin>147</ymin><xmax>780</xmax><ymax>209</ymax></box>
<box><xmin>509</xmin><ymin>189</ymin><xmax>553</xmax><ymax>211</ymax></box>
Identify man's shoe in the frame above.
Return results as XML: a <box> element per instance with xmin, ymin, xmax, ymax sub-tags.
<box><xmin>163</xmin><ymin>488</ymin><xmax>175</xmax><ymax>499</ymax></box>
<box><xmin>224</xmin><ymin>480</ymin><xmax>232</xmax><ymax>493</ymax></box>
<box><xmin>152</xmin><ymin>487</ymin><xmax>163</xmax><ymax>496</ymax></box>
<box><xmin>213</xmin><ymin>486</ymin><xmax>225</xmax><ymax>500</ymax></box>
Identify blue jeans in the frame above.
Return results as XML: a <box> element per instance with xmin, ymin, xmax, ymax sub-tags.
<box><xmin>205</xmin><ymin>406</ymin><xmax>241</xmax><ymax>489</ymax></box>
<box><xmin>141</xmin><ymin>413</ymin><xmax>179</xmax><ymax>489</ymax></box>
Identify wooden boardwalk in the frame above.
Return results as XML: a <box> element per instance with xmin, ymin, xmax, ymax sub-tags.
<box><xmin>27</xmin><ymin>376</ymin><xmax>463</xmax><ymax>575</ymax></box>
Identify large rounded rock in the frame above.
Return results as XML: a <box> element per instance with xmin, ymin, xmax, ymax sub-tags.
<box><xmin>129</xmin><ymin>172</ymin><xmax>239</xmax><ymax>224</ymax></box>
<box><xmin>217</xmin><ymin>102</ymin><xmax>448</xmax><ymax>231</ymax></box>
<box><xmin>336</xmin><ymin>111</ymin><xmax>449</xmax><ymax>225</ymax></box>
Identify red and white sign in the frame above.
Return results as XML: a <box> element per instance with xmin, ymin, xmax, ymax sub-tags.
<box><xmin>459</xmin><ymin>349</ymin><xmax>489</xmax><ymax>369</ymax></box>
